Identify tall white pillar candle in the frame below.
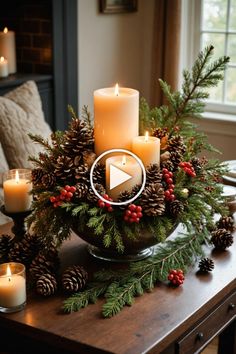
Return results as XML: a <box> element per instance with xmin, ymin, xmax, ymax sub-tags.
<box><xmin>94</xmin><ymin>85</ymin><xmax>139</xmax><ymax>156</ymax></box>
<box><xmin>132</xmin><ymin>132</ymin><xmax>160</xmax><ymax>167</ymax></box>
<box><xmin>0</xmin><ymin>27</ymin><xmax>16</xmax><ymax>74</ymax></box>
<box><xmin>106</xmin><ymin>154</ymin><xmax>142</xmax><ymax>201</ymax></box>
<box><xmin>0</xmin><ymin>56</ymin><xmax>8</xmax><ymax>77</ymax></box>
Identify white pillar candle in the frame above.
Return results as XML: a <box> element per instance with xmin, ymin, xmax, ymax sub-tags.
<box><xmin>106</xmin><ymin>154</ymin><xmax>142</xmax><ymax>201</ymax></box>
<box><xmin>0</xmin><ymin>263</ymin><xmax>26</xmax><ymax>311</ymax></box>
<box><xmin>132</xmin><ymin>132</ymin><xmax>160</xmax><ymax>167</ymax></box>
<box><xmin>0</xmin><ymin>56</ymin><xmax>8</xmax><ymax>77</ymax></box>
<box><xmin>0</xmin><ymin>27</ymin><xmax>16</xmax><ymax>74</ymax></box>
<box><xmin>3</xmin><ymin>169</ymin><xmax>32</xmax><ymax>213</ymax></box>
<box><xmin>94</xmin><ymin>84</ymin><xmax>139</xmax><ymax>156</ymax></box>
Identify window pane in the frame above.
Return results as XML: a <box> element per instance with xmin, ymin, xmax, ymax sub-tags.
<box><xmin>228</xmin><ymin>35</ymin><xmax>236</xmax><ymax>64</ymax></box>
<box><xmin>208</xmin><ymin>80</ymin><xmax>224</xmax><ymax>102</ymax></box>
<box><xmin>201</xmin><ymin>33</ymin><xmax>225</xmax><ymax>60</ymax></box>
<box><xmin>202</xmin><ymin>0</ymin><xmax>227</xmax><ymax>31</ymax></box>
<box><xmin>229</xmin><ymin>0</ymin><xmax>236</xmax><ymax>30</ymax></box>
<box><xmin>226</xmin><ymin>68</ymin><xmax>236</xmax><ymax>103</ymax></box>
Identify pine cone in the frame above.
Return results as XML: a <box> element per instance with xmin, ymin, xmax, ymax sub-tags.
<box><xmin>54</xmin><ymin>155</ymin><xmax>74</xmax><ymax>180</ymax></box>
<box><xmin>0</xmin><ymin>234</ymin><xmax>12</xmax><ymax>262</ymax></box>
<box><xmin>87</xmin><ymin>183</ymin><xmax>106</xmax><ymax>203</ymax></box>
<box><xmin>146</xmin><ymin>164</ymin><xmax>162</xmax><ymax>185</ymax></box>
<box><xmin>75</xmin><ymin>163</ymin><xmax>89</xmax><ymax>182</ymax></box>
<box><xmin>62</xmin><ymin>265</ymin><xmax>88</xmax><ymax>293</ymax></box>
<box><xmin>29</xmin><ymin>246</ymin><xmax>59</xmax><ymax>281</ymax></box>
<box><xmin>41</xmin><ymin>173</ymin><xmax>56</xmax><ymax>189</ymax></box>
<box><xmin>198</xmin><ymin>257</ymin><xmax>214</xmax><ymax>272</ymax></box>
<box><xmin>217</xmin><ymin>216</ymin><xmax>235</xmax><ymax>231</ymax></box>
<box><xmin>140</xmin><ymin>183</ymin><xmax>165</xmax><ymax>216</ymax></box>
<box><xmin>169</xmin><ymin>200</ymin><xmax>184</xmax><ymax>217</ymax></box>
<box><xmin>8</xmin><ymin>233</ymin><xmax>42</xmax><ymax>266</ymax></box>
<box><xmin>168</xmin><ymin>135</ymin><xmax>186</xmax><ymax>170</ymax></box>
<box><xmin>152</xmin><ymin>127</ymin><xmax>168</xmax><ymax>139</ymax></box>
<box><xmin>191</xmin><ymin>157</ymin><xmax>202</xmax><ymax>173</ymax></box>
<box><xmin>32</xmin><ymin>168</ymin><xmax>44</xmax><ymax>186</ymax></box>
<box><xmin>74</xmin><ymin>182</ymin><xmax>89</xmax><ymax>199</ymax></box>
<box><xmin>82</xmin><ymin>150</ymin><xmax>96</xmax><ymax>168</ymax></box>
<box><xmin>36</xmin><ymin>273</ymin><xmax>57</xmax><ymax>296</ymax></box>
<box><xmin>62</xmin><ymin>118</ymin><xmax>94</xmax><ymax>156</ymax></box>
<box><xmin>161</xmin><ymin>159</ymin><xmax>174</xmax><ymax>172</ymax></box>
<box><xmin>211</xmin><ymin>229</ymin><xmax>234</xmax><ymax>250</ymax></box>
<box><xmin>92</xmin><ymin>162</ymin><xmax>105</xmax><ymax>185</ymax></box>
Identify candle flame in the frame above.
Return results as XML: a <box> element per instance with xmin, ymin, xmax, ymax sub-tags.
<box><xmin>15</xmin><ymin>170</ymin><xmax>20</xmax><ymax>184</ymax></box>
<box><xmin>0</xmin><ymin>56</ymin><xmax>4</xmax><ymax>62</ymax></box>
<box><xmin>6</xmin><ymin>265</ymin><xmax>11</xmax><ymax>280</ymax></box>
<box><xmin>122</xmin><ymin>155</ymin><xmax>126</xmax><ymax>165</ymax></box>
<box><xmin>115</xmin><ymin>83</ymin><xmax>119</xmax><ymax>96</ymax></box>
<box><xmin>3</xmin><ymin>27</ymin><xmax>8</xmax><ymax>34</ymax></box>
<box><xmin>145</xmin><ymin>131</ymin><xmax>149</xmax><ymax>142</ymax></box>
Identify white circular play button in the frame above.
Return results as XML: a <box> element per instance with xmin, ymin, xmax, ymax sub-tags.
<box><xmin>90</xmin><ymin>149</ymin><xmax>146</xmax><ymax>206</ymax></box>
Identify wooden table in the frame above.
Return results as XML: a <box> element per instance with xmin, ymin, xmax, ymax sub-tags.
<box><xmin>0</xmin><ymin>222</ymin><xmax>235</xmax><ymax>354</ymax></box>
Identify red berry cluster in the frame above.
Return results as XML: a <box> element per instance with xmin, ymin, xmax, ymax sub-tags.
<box><xmin>50</xmin><ymin>185</ymin><xmax>76</xmax><ymax>208</ymax></box>
<box><xmin>124</xmin><ymin>204</ymin><xmax>143</xmax><ymax>223</ymax></box>
<box><xmin>98</xmin><ymin>194</ymin><xmax>113</xmax><ymax>212</ymax></box>
<box><xmin>168</xmin><ymin>269</ymin><xmax>185</xmax><ymax>286</ymax></box>
<box><xmin>179</xmin><ymin>162</ymin><xmax>196</xmax><ymax>177</ymax></box>
<box><xmin>162</xmin><ymin>168</ymin><xmax>176</xmax><ymax>202</ymax></box>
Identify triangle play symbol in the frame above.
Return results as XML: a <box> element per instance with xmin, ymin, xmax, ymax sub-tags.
<box><xmin>109</xmin><ymin>164</ymin><xmax>132</xmax><ymax>190</ymax></box>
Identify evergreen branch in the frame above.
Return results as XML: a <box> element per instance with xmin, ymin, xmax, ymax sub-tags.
<box><xmin>67</xmin><ymin>105</ymin><xmax>77</xmax><ymax>120</ymax></box>
<box><xmin>82</xmin><ymin>105</ymin><xmax>93</xmax><ymax>129</ymax></box>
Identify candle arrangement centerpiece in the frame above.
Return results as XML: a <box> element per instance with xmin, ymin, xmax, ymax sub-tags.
<box><xmin>1</xmin><ymin>46</ymin><xmax>232</xmax><ymax>317</ymax></box>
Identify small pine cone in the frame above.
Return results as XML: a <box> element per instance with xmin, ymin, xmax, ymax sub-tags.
<box><xmin>75</xmin><ymin>163</ymin><xmax>89</xmax><ymax>182</ymax></box>
<box><xmin>41</xmin><ymin>173</ymin><xmax>56</xmax><ymax>189</ymax></box>
<box><xmin>36</xmin><ymin>273</ymin><xmax>57</xmax><ymax>296</ymax></box>
<box><xmin>32</xmin><ymin>168</ymin><xmax>44</xmax><ymax>186</ymax></box>
<box><xmin>211</xmin><ymin>229</ymin><xmax>234</xmax><ymax>250</ymax></box>
<box><xmin>30</xmin><ymin>247</ymin><xmax>59</xmax><ymax>281</ymax></box>
<box><xmin>169</xmin><ymin>200</ymin><xmax>184</xmax><ymax>218</ymax></box>
<box><xmin>62</xmin><ymin>265</ymin><xmax>88</xmax><ymax>293</ymax></box>
<box><xmin>168</xmin><ymin>135</ymin><xmax>186</xmax><ymax>155</ymax></box>
<box><xmin>82</xmin><ymin>150</ymin><xmax>96</xmax><ymax>168</ymax></box>
<box><xmin>9</xmin><ymin>233</ymin><xmax>43</xmax><ymax>266</ymax></box>
<box><xmin>152</xmin><ymin>127</ymin><xmax>168</xmax><ymax>139</ymax></box>
<box><xmin>217</xmin><ymin>216</ymin><xmax>235</xmax><ymax>231</ymax></box>
<box><xmin>54</xmin><ymin>156</ymin><xmax>74</xmax><ymax>180</ymax></box>
<box><xmin>198</xmin><ymin>257</ymin><xmax>214</xmax><ymax>272</ymax></box>
<box><xmin>92</xmin><ymin>162</ymin><xmax>105</xmax><ymax>184</ymax></box>
<box><xmin>161</xmin><ymin>159</ymin><xmax>174</xmax><ymax>172</ymax></box>
<box><xmin>87</xmin><ymin>183</ymin><xmax>106</xmax><ymax>203</ymax></box>
<box><xmin>146</xmin><ymin>164</ymin><xmax>162</xmax><ymax>185</ymax></box>
<box><xmin>74</xmin><ymin>182</ymin><xmax>89</xmax><ymax>199</ymax></box>
<box><xmin>0</xmin><ymin>234</ymin><xmax>12</xmax><ymax>262</ymax></box>
<box><xmin>191</xmin><ymin>157</ymin><xmax>202</xmax><ymax>173</ymax></box>
<box><xmin>140</xmin><ymin>183</ymin><xmax>165</xmax><ymax>216</ymax></box>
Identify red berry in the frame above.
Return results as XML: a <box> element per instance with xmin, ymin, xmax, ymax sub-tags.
<box><xmin>107</xmin><ymin>206</ymin><xmax>113</xmax><ymax>212</ymax></box>
<box><xmin>98</xmin><ymin>201</ymin><xmax>105</xmax><ymax>208</ymax></box>
<box><xmin>169</xmin><ymin>184</ymin><xmax>175</xmax><ymax>190</ymax></box>
<box><xmin>129</xmin><ymin>204</ymin><xmax>136</xmax><ymax>212</ymax></box>
<box><xmin>50</xmin><ymin>196</ymin><xmax>56</xmax><ymax>203</ymax></box>
<box><xmin>168</xmin><ymin>171</ymin><xmax>173</xmax><ymax>177</ymax></box>
<box><xmin>169</xmin><ymin>194</ymin><xmax>176</xmax><ymax>201</ymax></box>
<box><xmin>125</xmin><ymin>210</ymin><xmax>132</xmax><ymax>216</ymax></box>
<box><xmin>66</xmin><ymin>191</ymin><xmax>73</xmax><ymax>198</ymax></box>
<box><xmin>65</xmin><ymin>185</ymin><xmax>71</xmax><ymax>191</ymax></box>
<box><xmin>53</xmin><ymin>202</ymin><xmax>58</xmax><ymax>208</ymax></box>
<box><xmin>136</xmin><ymin>206</ymin><xmax>142</xmax><ymax>212</ymax></box>
<box><xmin>168</xmin><ymin>188</ymin><xmax>174</xmax><ymax>194</ymax></box>
<box><xmin>57</xmin><ymin>201</ymin><xmax>62</xmax><ymax>206</ymax></box>
<box><xmin>60</xmin><ymin>195</ymin><xmax>66</xmax><ymax>200</ymax></box>
<box><xmin>164</xmin><ymin>173</ymin><xmax>170</xmax><ymax>180</ymax></box>
<box><xmin>137</xmin><ymin>212</ymin><xmax>143</xmax><ymax>218</ymax></box>
<box><xmin>105</xmin><ymin>202</ymin><xmax>111</xmax><ymax>208</ymax></box>
<box><xmin>56</xmin><ymin>195</ymin><xmax>61</xmax><ymax>201</ymax></box>
<box><xmin>162</xmin><ymin>168</ymin><xmax>169</xmax><ymax>173</ymax></box>
<box><xmin>165</xmin><ymin>190</ymin><xmax>170</xmax><ymax>197</ymax></box>
<box><xmin>135</xmin><ymin>218</ymin><xmax>140</xmax><ymax>223</ymax></box>
<box><xmin>129</xmin><ymin>218</ymin><xmax>135</xmax><ymax>223</ymax></box>
<box><xmin>131</xmin><ymin>212</ymin><xmax>137</xmax><ymax>218</ymax></box>
<box><xmin>102</xmin><ymin>194</ymin><xmax>109</xmax><ymax>200</ymax></box>
<box><xmin>179</xmin><ymin>162</ymin><xmax>185</xmax><ymax>168</ymax></box>
<box><xmin>124</xmin><ymin>216</ymin><xmax>129</xmax><ymax>222</ymax></box>
<box><xmin>184</xmin><ymin>167</ymin><xmax>189</xmax><ymax>173</ymax></box>
<box><xmin>60</xmin><ymin>189</ymin><xmax>67</xmax><ymax>196</ymax></box>
<box><xmin>69</xmin><ymin>186</ymin><xmax>76</xmax><ymax>193</ymax></box>
<box><xmin>166</xmin><ymin>178</ymin><xmax>173</xmax><ymax>184</ymax></box>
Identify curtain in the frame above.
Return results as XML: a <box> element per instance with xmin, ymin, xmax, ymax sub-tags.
<box><xmin>150</xmin><ymin>0</ymin><xmax>182</xmax><ymax>107</ymax></box>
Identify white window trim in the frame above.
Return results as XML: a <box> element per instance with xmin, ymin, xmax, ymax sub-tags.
<box><xmin>180</xmin><ymin>0</ymin><xmax>236</xmax><ymax>122</ymax></box>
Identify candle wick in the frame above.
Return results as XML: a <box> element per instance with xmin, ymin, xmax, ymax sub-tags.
<box><xmin>8</xmin><ymin>277</ymin><xmax>11</xmax><ymax>282</ymax></box>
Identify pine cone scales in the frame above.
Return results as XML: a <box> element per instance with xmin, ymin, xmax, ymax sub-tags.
<box><xmin>167</xmin><ymin>135</ymin><xmax>186</xmax><ymax>170</ymax></box>
<box><xmin>140</xmin><ymin>183</ymin><xmax>165</xmax><ymax>216</ymax></box>
<box><xmin>75</xmin><ymin>163</ymin><xmax>89</xmax><ymax>182</ymax></box>
<box><xmin>92</xmin><ymin>163</ymin><xmax>105</xmax><ymax>184</ymax></box>
<box><xmin>32</xmin><ymin>168</ymin><xmax>44</xmax><ymax>186</ymax></box>
<box><xmin>198</xmin><ymin>258</ymin><xmax>214</xmax><ymax>272</ymax></box>
<box><xmin>9</xmin><ymin>233</ymin><xmax>42</xmax><ymax>266</ymax></box>
<box><xmin>217</xmin><ymin>216</ymin><xmax>235</xmax><ymax>231</ymax></box>
<box><xmin>54</xmin><ymin>156</ymin><xmax>74</xmax><ymax>180</ymax></box>
<box><xmin>62</xmin><ymin>265</ymin><xmax>88</xmax><ymax>293</ymax></box>
<box><xmin>87</xmin><ymin>183</ymin><xmax>106</xmax><ymax>203</ymax></box>
<box><xmin>146</xmin><ymin>164</ymin><xmax>162</xmax><ymax>185</ymax></box>
<box><xmin>211</xmin><ymin>229</ymin><xmax>234</xmax><ymax>250</ymax></box>
<box><xmin>169</xmin><ymin>200</ymin><xmax>184</xmax><ymax>217</ymax></box>
<box><xmin>29</xmin><ymin>247</ymin><xmax>59</xmax><ymax>281</ymax></box>
<box><xmin>36</xmin><ymin>274</ymin><xmax>57</xmax><ymax>296</ymax></box>
<box><xmin>75</xmin><ymin>183</ymin><xmax>89</xmax><ymax>199</ymax></box>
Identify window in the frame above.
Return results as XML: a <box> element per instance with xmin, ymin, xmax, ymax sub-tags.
<box><xmin>180</xmin><ymin>0</ymin><xmax>236</xmax><ymax>116</ymax></box>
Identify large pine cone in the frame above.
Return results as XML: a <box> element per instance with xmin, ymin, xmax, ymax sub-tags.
<box><xmin>211</xmin><ymin>229</ymin><xmax>234</xmax><ymax>250</ymax></box>
<box><xmin>74</xmin><ymin>182</ymin><xmax>89</xmax><ymax>199</ymax></box>
<box><xmin>62</xmin><ymin>265</ymin><xmax>88</xmax><ymax>293</ymax></box>
<box><xmin>41</xmin><ymin>173</ymin><xmax>56</xmax><ymax>189</ymax></box>
<box><xmin>62</xmin><ymin>118</ymin><xmax>94</xmax><ymax>155</ymax></box>
<box><xmin>169</xmin><ymin>200</ymin><xmax>184</xmax><ymax>217</ymax></box>
<box><xmin>54</xmin><ymin>156</ymin><xmax>74</xmax><ymax>180</ymax></box>
<box><xmin>217</xmin><ymin>216</ymin><xmax>235</xmax><ymax>231</ymax></box>
<box><xmin>140</xmin><ymin>183</ymin><xmax>165</xmax><ymax>216</ymax></box>
<box><xmin>146</xmin><ymin>164</ymin><xmax>162</xmax><ymax>185</ymax></box>
<box><xmin>0</xmin><ymin>234</ymin><xmax>12</xmax><ymax>262</ymax></box>
<box><xmin>87</xmin><ymin>183</ymin><xmax>106</xmax><ymax>203</ymax></box>
<box><xmin>9</xmin><ymin>233</ymin><xmax>42</xmax><ymax>266</ymax></box>
<box><xmin>92</xmin><ymin>162</ymin><xmax>105</xmax><ymax>185</ymax></box>
<box><xmin>198</xmin><ymin>257</ymin><xmax>214</xmax><ymax>272</ymax></box>
<box><xmin>36</xmin><ymin>273</ymin><xmax>57</xmax><ymax>296</ymax></box>
<box><xmin>29</xmin><ymin>246</ymin><xmax>59</xmax><ymax>281</ymax></box>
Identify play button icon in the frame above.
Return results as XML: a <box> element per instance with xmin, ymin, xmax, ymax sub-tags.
<box><xmin>90</xmin><ymin>149</ymin><xmax>146</xmax><ymax>206</ymax></box>
<box><xmin>109</xmin><ymin>164</ymin><xmax>132</xmax><ymax>190</ymax></box>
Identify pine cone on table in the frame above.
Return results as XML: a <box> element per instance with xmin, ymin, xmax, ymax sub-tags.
<box><xmin>216</xmin><ymin>216</ymin><xmax>235</xmax><ymax>231</ymax></box>
<box><xmin>0</xmin><ymin>234</ymin><xmax>12</xmax><ymax>262</ymax></box>
<box><xmin>62</xmin><ymin>265</ymin><xmax>88</xmax><ymax>293</ymax></box>
<box><xmin>36</xmin><ymin>273</ymin><xmax>57</xmax><ymax>296</ymax></box>
<box><xmin>146</xmin><ymin>164</ymin><xmax>162</xmax><ymax>185</ymax></box>
<box><xmin>9</xmin><ymin>233</ymin><xmax>42</xmax><ymax>266</ymax></box>
<box><xmin>211</xmin><ymin>228</ymin><xmax>234</xmax><ymax>250</ymax></box>
<box><xmin>169</xmin><ymin>200</ymin><xmax>184</xmax><ymax>218</ymax></box>
<box><xmin>29</xmin><ymin>246</ymin><xmax>59</xmax><ymax>281</ymax></box>
<box><xmin>198</xmin><ymin>258</ymin><xmax>214</xmax><ymax>272</ymax></box>
<box><xmin>140</xmin><ymin>183</ymin><xmax>165</xmax><ymax>216</ymax></box>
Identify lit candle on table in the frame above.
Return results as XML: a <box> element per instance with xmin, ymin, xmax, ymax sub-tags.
<box><xmin>94</xmin><ymin>84</ymin><xmax>139</xmax><ymax>156</ymax></box>
<box><xmin>132</xmin><ymin>132</ymin><xmax>160</xmax><ymax>167</ymax></box>
<box><xmin>106</xmin><ymin>154</ymin><xmax>142</xmax><ymax>201</ymax></box>
<box><xmin>3</xmin><ymin>169</ymin><xmax>32</xmax><ymax>213</ymax></box>
<box><xmin>0</xmin><ymin>56</ymin><xmax>8</xmax><ymax>77</ymax></box>
<box><xmin>0</xmin><ymin>263</ymin><xmax>26</xmax><ymax>312</ymax></box>
<box><xmin>0</xmin><ymin>27</ymin><xmax>16</xmax><ymax>74</ymax></box>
